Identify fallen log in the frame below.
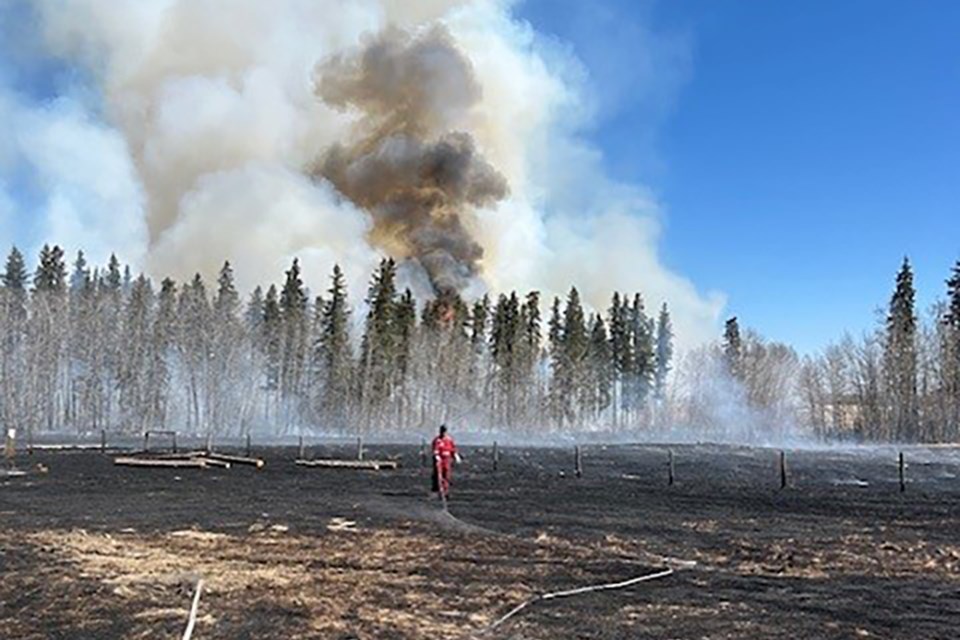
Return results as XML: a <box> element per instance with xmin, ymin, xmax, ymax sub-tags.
<box><xmin>198</xmin><ymin>457</ymin><xmax>231</xmax><ymax>469</ymax></box>
<box><xmin>30</xmin><ymin>444</ymin><xmax>112</xmax><ymax>451</ymax></box>
<box><xmin>296</xmin><ymin>459</ymin><xmax>398</xmax><ymax>471</ymax></box>
<box><xmin>204</xmin><ymin>452</ymin><xmax>265</xmax><ymax>468</ymax></box>
<box><xmin>114</xmin><ymin>457</ymin><xmax>207</xmax><ymax>469</ymax></box>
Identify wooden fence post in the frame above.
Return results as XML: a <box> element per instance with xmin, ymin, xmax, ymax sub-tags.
<box><xmin>899</xmin><ymin>451</ymin><xmax>905</xmax><ymax>493</ymax></box>
<box><xmin>779</xmin><ymin>450</ymin><xmax>787</xmax><ymax>490</ymax></box>
<box><xmin>668</xmin><ymin>449</ymin><xmax>675</xmax><ymax>486</ymax></box>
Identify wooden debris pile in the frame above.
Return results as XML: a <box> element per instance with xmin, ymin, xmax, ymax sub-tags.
<box><xmin>114</xmin><ymin>451</ymin><xmax>265</xmax><ymax>470</ymax></box>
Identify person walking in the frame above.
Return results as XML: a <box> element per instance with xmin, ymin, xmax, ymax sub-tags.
<box><xmin>431</xmin><ymin>424</ymin><xmax>460</xmax><ymax>499</ymax></box>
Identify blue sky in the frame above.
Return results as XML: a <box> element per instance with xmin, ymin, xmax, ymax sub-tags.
<box><xmin>519</xmin><ymin>0</ymin><xmax>960</xmax><ymax>353</ymax></box>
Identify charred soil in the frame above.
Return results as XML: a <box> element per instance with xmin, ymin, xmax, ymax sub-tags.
<box><xmin>2</xmin><ymin>443</ymin><xmax>959</xmax><ymax>638</ymax></box>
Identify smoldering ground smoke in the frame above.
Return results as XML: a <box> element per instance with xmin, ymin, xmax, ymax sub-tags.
<box><xmin>315</xmin><ymin>26</ymin><xmax>508</xmax><ymax>293</ymax></box>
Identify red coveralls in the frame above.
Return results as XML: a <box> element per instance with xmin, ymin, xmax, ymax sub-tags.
<box><xmin>432</xmin><ymin>435</ymin><xmax>458</xmax><ymax>497</ymax></box>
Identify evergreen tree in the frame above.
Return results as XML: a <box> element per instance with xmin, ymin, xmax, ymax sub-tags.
<box><xmin>245</xmin><ymin>286</ymin><xmax>265</xmax><ymax>332</ymax></box>
<box><xmin>31</xmin><ymin>245</ymin><xmax>69</xmax><ymax>431</ymax></box>
<box><xmin>261</xmin><ymin>284</ymin><xmax>282</xmax><ymax>397</ymax></box>
<box><xmin>70</xmin><ymin>250</ymin><xmax>90</xmax><ymax>292</ymax></box>
<box><xmin>629</xmin><ymin>293</ymin><xmax>655</xmax><ymax>415</ymax></box>
<box><xmin>552</xmin><ymin>287</ymin><xmax>588</xmax><ymax>427</ymax></box>
<box><xmin>119</xmin><ymin>275</ymin><xmax>154</xmax><ymax>428</ymax></box>
<box><xmin>0</xmin><ymin>247</ymin><xmax>29</xmax><ymax>435</ymax></box>
<box><xmin>654</xmin><ymin>303</ymin><xmax>673</xmax><ymax>401</ymax></box>
<box><xmin>585</xmin><ymin>315</ymin><xmax>613</xmax><ymax>421</ymax></box>
<box><xmin>313</xmin><ymin>264</ymin><xmax>353</xmax><ymax>429</ymax></box>
<box><xmin>723</xmin><ymin>317</ymin><xmax>743</xmax><ymax>380</ymax></box>
<box><xmin>944</xmin><ymin>261</ymin><xmax>960</xmax><ymax>439</ymax></box>
<box><xmin>470</xmin><ymin>295</ymin><xmax>490</xmax><ymax>349</ymax></box>
<box><xmin>884</xmin><ymin>258</ymin><xmax>918</xmax><ymax>441</ymax></box>
<box><xmin>2</xmin><ymin>247</ymin><xmax>28</xmax><ymax>291</ymax></box>
<box><xmin>105</xmin><ymin>254</ymin><xmax>122</xmax><ymax>292</ymax></box>
<box><xmin>146</xmin><ymin>278</ymin><xmax>177</xmax><ymax>429</ymax></box>
<box><xmin>33</xmin><ymin>244</ymin><xmax>67</xmax><ymax>293</ymax></box>
<box><xmin>278</xmin><ymin>259</ymin><xmax>308</xmax><ymax>429</ymax></box>
<box><xmin>178</xmin><ymin>274</ymin><xmax>211</xmax><ymax>430</ymax></box>
<box><xmin>359</xmin><ymin>258</ymin><xmax>399</xmax><ymax>427</ymax></box>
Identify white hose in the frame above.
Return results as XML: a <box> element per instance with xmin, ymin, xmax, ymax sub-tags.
<box><xmin>472</xmin><ymin>567</ymin><xmax>674</xmax><ymax>637</ymax></box>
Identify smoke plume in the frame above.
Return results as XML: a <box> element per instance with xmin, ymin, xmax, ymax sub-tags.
<box><xmin>315</xmin><ymin>27</ymin><xmax>508</xmax><ymax>292</ymax></box>
<box><xmin>0</xmin><ymin>0</ymin><xmax>724</xmax><ymax>348</ymax></box>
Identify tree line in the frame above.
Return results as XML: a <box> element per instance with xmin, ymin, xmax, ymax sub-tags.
<box><xmin>666</xmin><ymin>257</ymin><xmax>960</xmax><ymax>444</ymax></box>
<box><xmin>797</xmin><ymin>258</ymin><xmax>960</xmax><ymax>442</ymax></box>
<box><xmin>0</xmin><ymin>245</ymin><xmax>674</xmax><ymax>439</ymax></box>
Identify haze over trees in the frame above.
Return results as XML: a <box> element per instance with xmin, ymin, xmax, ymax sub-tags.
<box><xmin>1</xmin><ymin>244</ymin><xmax>958</xmax><ymax>444</ymax></box>
<box><xmin>0</xmin><ymin>246</ymin><xmax>673</xmax><ymax>441</ymax></box>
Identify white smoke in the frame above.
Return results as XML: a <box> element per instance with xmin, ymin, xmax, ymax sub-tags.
<box><xmin>1</xmin><ymin>0</ymin><xmax>723</xmax><ymax>347</ymax></box>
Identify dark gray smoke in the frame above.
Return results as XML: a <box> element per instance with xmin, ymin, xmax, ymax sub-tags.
<box><xmin>314</xmin><ymin>26</ymin><xmax>509</xmax><ymax>293</ymax></box>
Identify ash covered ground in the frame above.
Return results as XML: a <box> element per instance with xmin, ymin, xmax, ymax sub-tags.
<box><xmin>2</xmin><ymin>441</ymin><xmax>960</xmax><ymax>639</ymax></box>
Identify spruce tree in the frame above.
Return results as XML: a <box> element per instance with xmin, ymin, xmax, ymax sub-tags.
<box><xmin>262</xmin><ymin>284</ymin><xmax>282</xmax><ymax>396</ymax></box>
<box><xmin>470</xmin><ymin>295</ymin><xmax>490</xmax><ymax>349</ymax></box>
<box><xmin>654</xmin><ymin>303</ymin><xmax>673</xmax><ymax>401</ymax></box>
<box><xmin>586</xmin><ymin>315</ymin><xmax>613</xmax><ymax>422</ymax></box>
<box><xmin>245</xmin><ymin>286</ymin><xmax>265</xmax><ymax>332</ymax></box>
<box><xmin>944</xmin><ymin>261</ymin><xmax>960</xmax><ymax>439</ymax></box>
<box><xmin>147</xmin><ymin>278</ymin><xmax>177</xmax><ymax>429</ymax></box>
<box><xmin>884</xmin><ymin>258</ymin><xmax>918</xmax><ymax>441</ymax></box>
<box><xmin>607</xmin><ymin>292</ymin><xmax>634</xmax><ymax>427</ymax></box>
<box><xmin>723</xmin><ymin>317</ymin><xmax>743</xmax><ymax>380</ymax></box>
<box><xmin>552</xmin><ymin>287</ymin><xmax>588</xmax><ymax>427</ymax></box>
<box><xmin>359</xmin><ymin>258</ymin><xmax>399</xmax><ymax>427</ymax></box>
<box><xmin>119</xmin><ymin>275</ymin><xmax>154</xmax><ymax>429</ymax></box>
<box><xmin>178</xmin><ymin>274</ymin><xmax>211</xmax><ymax>431</ymax></box>
<box><xmin>314</xmin><ymin>264</ymin><xmax>353</xmax><ymax>429</ymax></box>
<box><xmin>33</xmin><ymin>244</ymin><xmax>67</xmax><ymax>293</ymax></box>
<box><xmin>1</xmin><ymin>247</ymin><xmax>28</xmax><ymax>435</ymax></box>
<box><xmin>2</xmin><ymin>247</ymin><xmax>27</xmax><ymax>291</ymax></box>
<box><xmin>70</xmin><ymin>250</ymin><xmax>90</xmax><ymax>292</ymax></box>
<box><xmin>278</xmin><ymin>259</ymin><xmax>308</xmax><ymax>428</ymax></box>
<box><xmin>629</xmin><ymin>293</ymin><xmax>655</xmax><ymax>416</ymax></box>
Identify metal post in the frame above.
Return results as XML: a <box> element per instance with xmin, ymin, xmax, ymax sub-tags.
<box><xmin>575</xmin><ymin>445</ymin><xmax>582</xmax><ymax>479</ymax></box>
<box><xmin>100</xmin><ymin>429</ymin><xmax>107</xmax><ymax>454</ymax></box>
<box><xmin>357</xmin><ymin>436</ymin><xmax>364</xmax><ymax>461</ymax></box>
<box><xmin>143</xmin><ymin>431</ymin><xmax>149</xmax><ymax>453</ymax></box>
<box><xmin>298</xmin><ymin>435</ymin><xmax>305</xmax><ymax>460</ymax></box>
<box><xmin>246</xmin><ymin>433</ymin><xmax>252</xmax><ymax>458</ymax></box>
<box><xmin>493</xmin><ymin>440</ymin><xmax>499</xmax><ymax>472</ymax></box>
<box><xmin>172</xmin><ymin>432</ymin><xmax>178</xmax><ymax>454</ymax></box>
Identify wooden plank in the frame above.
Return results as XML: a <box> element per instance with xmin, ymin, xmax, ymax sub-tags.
<box><xmin>114</xmin><ymin>457</ymin><xmax>207</xmax><ymax>469</ymax></box>
<box><xmin>204</xmin><ymin>452</ymin><xmax>265</xmax><ymax>468</ymax></box>
<box><xmin>295</xmin><ymin>459</ymin><xmax>398</xmax><ymax>471</ymax></box>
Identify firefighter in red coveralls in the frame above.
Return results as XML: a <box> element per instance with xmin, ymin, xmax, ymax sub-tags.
<box><xmin>431</xmin><ymin>424</ymin><xmax>460</xmax><ymax>499</ymax></box>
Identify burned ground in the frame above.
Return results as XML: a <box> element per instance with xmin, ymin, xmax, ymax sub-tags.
<box><xmin>1</xmin><ymin>442</ymin><xmax>959</xmax><ymax>638</ymax></box>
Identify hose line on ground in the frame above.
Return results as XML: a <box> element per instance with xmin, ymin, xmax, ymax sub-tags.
<box><xmin>470</xmin><ymin>567</ymin><xmax>675</xmax><ymax>637</ymax></box>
